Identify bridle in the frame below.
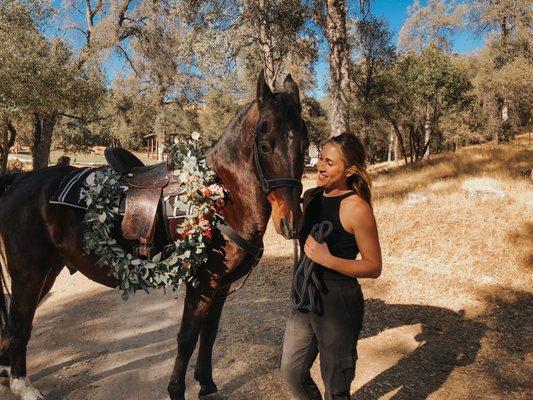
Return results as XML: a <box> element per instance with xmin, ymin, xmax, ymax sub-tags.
<box><xmin>252</xmin><ymin>120</ymin><xmax>303</xmax><ymax>194</ymax></box>
<box><xmin>215</xmin><ymin>114</ymin><xmax>304</xmax><ymax>297</ymax></box>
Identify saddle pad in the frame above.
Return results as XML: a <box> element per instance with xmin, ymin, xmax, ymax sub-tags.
<box><xmin>49</xmin><ymin>167</ymin><xmax>96</xmax><ymax>210</ymax></box>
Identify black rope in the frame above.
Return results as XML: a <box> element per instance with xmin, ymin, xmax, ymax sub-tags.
<box><xmin>291</xmin><ymin>221</ymin><xmax>333</xmax><ymax>313</ymax></box>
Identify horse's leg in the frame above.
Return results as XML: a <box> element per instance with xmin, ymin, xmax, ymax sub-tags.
<box><xmin>7</xmin><ymin>267</ymin><xmax>51</xmax><ymax>400</ymax></box>
<box><xmin>194</xmin><ymin>286</ymin><xmax>230</xmax><ymax>397</ymax></box>
<box><xmin>168</xmin><ymin>286</ymin><xmax>213</xmax><ymax>400</ymax></box>
<box><xmin>0</xmin><ymin>264</ymin><xmax>62</xmax><ymax>376</ymax></box>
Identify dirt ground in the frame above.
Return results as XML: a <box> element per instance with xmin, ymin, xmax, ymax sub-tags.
<box><xmin>1</xmin><ymin>139</ymin><xmax>532</xmax><ymax>400</ymax></box>
<box><xmin>0</xmin><ymin>228</ymin><xmax>530</xmax><ymax>400</ymax></box>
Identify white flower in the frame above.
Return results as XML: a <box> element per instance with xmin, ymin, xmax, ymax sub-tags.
<box><xmin>178</xmin><ymin>171</ymin><xmax>189</xmax><ymax>182</ymax></box>
<box><xmin>191</xmin><ymin>131</ymin><xmax>201</xmax><ymax>140</ymax></box>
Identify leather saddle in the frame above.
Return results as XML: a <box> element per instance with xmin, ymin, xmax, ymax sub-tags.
<box><xmin>104</xmin><ymin>148</ymin><xmax>186</xmax><ymax>258</ymax></box>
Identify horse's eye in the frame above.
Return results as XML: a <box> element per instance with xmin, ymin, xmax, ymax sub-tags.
<box><xmin>259</xmin><ymin>142</ymin><xmax>270</xmax><ymax>153</ymax></box>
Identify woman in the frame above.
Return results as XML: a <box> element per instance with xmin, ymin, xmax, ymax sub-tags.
<box><xmin>280</xmin><ymin>132</ymin><xmax>382</xmax><ymax>400</ymax></box>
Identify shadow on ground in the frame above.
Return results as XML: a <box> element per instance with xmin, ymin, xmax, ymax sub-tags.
<box><xmin>0</xmin><ymin>256</ymin><xmax>530</xmax><ymax>399</ymax></box>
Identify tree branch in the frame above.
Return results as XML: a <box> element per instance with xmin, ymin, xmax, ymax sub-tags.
<box><xmin>116</xmin><ymin>44</ymin><xmax>140</xmax><ymax>77</ymax></box>
<box><xmin>58</xmin><ymin>112</ymin><xmax>118</xmax><ymax>124</ymax></box>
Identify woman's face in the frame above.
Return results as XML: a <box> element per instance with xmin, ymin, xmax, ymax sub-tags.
<box><xmin>316</xmin><ymin>142</ymin><xmax>351</xmax><ymax>189</ymax></box>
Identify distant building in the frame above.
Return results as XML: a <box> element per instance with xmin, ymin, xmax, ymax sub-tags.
<box><xmin>306</xmin><ymin>142</ymin><xmax>318</xmax><ymax>167</ymax></box>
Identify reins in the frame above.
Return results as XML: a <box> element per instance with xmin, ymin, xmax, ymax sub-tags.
<box><xmin>290</xmin><ymin>221</ymin><xmax>333</xmax><ymax>312</ymax></box>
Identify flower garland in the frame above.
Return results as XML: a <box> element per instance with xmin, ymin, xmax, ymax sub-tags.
<box><xmin>82</xmin><ymin>132</ymin><xmax>227</xmax><ymax>299</ymax></box>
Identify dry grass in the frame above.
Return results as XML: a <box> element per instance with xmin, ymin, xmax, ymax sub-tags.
<box><xmin>371</xmin><ymin>134</ymin><xmax>532</xmax><ymax>292</ymax></box>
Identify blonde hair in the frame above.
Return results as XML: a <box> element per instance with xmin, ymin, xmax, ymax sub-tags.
<box><xmin>327</xmin><ymin>132</ymin><xmax>372</xmax><ymax>206</ymax></box>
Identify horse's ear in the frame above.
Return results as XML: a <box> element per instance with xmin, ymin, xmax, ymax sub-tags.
<box><xmin>256</xmin><ymin>70</ymin><xmax>272</xmax><ymax>106</ymax></box>
<box><xmin>283</xmin><ymin>74</ymin><xmax>300</xmax><ymax>106</ymax></box>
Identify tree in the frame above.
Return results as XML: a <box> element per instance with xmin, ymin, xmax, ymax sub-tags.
<box><xmin>0</xmin><ymin>0</ymin><xmax>51</xmax><ymax>173</ymax></box>
<box><xmin>380</xmin><ymin>47</ymin><xmax>472</xmax><ymax>163</ymax></box>
<box><xmin>398</xmin><ymin>0</ymin><xmax>466</xmax><ymax>53</ymax></box>
<box><xmin>301</xmin><ymin>96</ymin><xmax>329</xmax><ymax>145</ymax></box>
<box><xmin>398</xmin><ymin>0</ymin><xmax>466</xmax><ymax>158</ymax></box>
<box><xmin>198</xmin><ymin>91</ymin><xmax>240</xmax><ymax>141</ymax></box>
<box><xmin>349</xmin><ymin>16</ymin><xmax>396</xmax><ymax>158</ymax></box>
<box><xmin>122</xmin><ymin>0</ymin><xmax>201</xmax><ymax>160</ymax></box>
<box><xmin>17</xmin><ymin>0</ymin><xmax>142</xmax><ymax>169</ymax></box>
<box><xmin>466</xmin><ymin>0</ymin><xmax>532</xmax><ymax>142</ymax></box>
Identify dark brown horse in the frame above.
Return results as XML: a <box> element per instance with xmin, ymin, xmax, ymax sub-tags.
<box><xmin>0</xmin><ymin>72</ymin><xmax>308</xmax><ymax>400</ymax></box>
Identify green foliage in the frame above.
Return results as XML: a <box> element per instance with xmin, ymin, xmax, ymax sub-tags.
<box><xmin>198</xmin><ymin>91</ymin><xmax>240</xmax><ymax>141</ymax></box>
<box><xmin>348</xmin><ymin>16</ymin><xmax>396</xmax><ymax>159</ymax></box>
<box><xmin>380</xmin><ymin>46</ymin><xmax>473</xmax><ymax>161</ymax></box>
<box><xmin>301</xmin><ymin>96</ymin><xmax>329</xmax><ymax>145</ymax></box>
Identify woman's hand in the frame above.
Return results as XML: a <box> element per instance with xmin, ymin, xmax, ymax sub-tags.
<box><xmin>304</xmin><ymin>235</ymin><xmax>333</xmax><ymax>267</ymax></box>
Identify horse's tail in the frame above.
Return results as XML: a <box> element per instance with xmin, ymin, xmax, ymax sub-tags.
<box><xmin>0</xmin><ymin>174</ymin><xmax>15</xmax><ymax>330</ymax></box>
<box><xmin>0</xmin><ymin>173</ymin><xmax>20</xmax><ymax>196</ymax></box>
<box><xmin>0</xmin><ymin>236</ymin><xmax>10</xmax><ymax>332</ymax></box>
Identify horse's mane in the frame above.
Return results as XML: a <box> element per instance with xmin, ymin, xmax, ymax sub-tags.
<box><xmin>210</xmin><ymin>92</ymin><xmax>297</xmax><ymax>163</ymax></box>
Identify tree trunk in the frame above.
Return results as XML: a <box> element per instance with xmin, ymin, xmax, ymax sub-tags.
<box><xmin>258</xmin><ymin>0</ymin><xmax>277</xmax><ymax>89</ymax></box>
<box><xmin>501</xmin><ymin>103</ymin><xmax>509</xmax><ymax>122</ymax></box>
<box><xmin>1</xmin><ymin>122</ymin><xmax>16</xmax><ymax>175</ymax></box>
<box><xmin>32</xmin><ymin>113</ymin><xmax>56</xmax><ymax>170</ymax></box>
<box><xmin>408</xmin><ymin>125</ymin><xmax>415</xmax><ymax>163</ymax></box>
<box><xmin>394</xmin><ymin>131</ymin><xmax>401</xmax><ymax>163</ymax></box>
<box><xmin>387</xmin><ymin>130</ymin><xmax>394</xmax><ymax>162</ymax></box>
<box><xmin>423</xmin><ymin>105</ymin><xmax>431</xmax><ymax>159</ymax></box>
<box><xmin>391</xmin><ymin>121</ymin><xmax>408</xmax><ymax>165</ymax></box>
<box><xmin>326</xmin><ymin>0</ymin><xmax>350</xmax><ymax>136</ymax></box>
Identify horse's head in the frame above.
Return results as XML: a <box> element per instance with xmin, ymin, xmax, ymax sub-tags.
<box><xmin>254</xmin><ymin>71</ymin><xmax>309</xmax><ymax>239</ymax></box>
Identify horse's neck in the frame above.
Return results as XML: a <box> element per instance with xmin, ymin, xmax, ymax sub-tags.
<box><xmin>207</xmin><ymin>125</ymin><xmax>271</xmax><ymax>243</ymax></box>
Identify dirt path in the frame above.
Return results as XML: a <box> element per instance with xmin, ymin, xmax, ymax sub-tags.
<box><xmin>1</xmin><ymin>220</ymin><xmax>530</xmax><ymax>400</ymax></box>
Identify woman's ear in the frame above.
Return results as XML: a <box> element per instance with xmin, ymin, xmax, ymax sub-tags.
<box><xmin>345</xmin><ymin>166</ymin><xmax>358</xmax><ymax>178</ymax></box>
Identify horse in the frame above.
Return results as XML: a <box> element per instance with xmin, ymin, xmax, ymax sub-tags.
<box><xmin>0</xmin><ymin>71</ymin><xmax>309</xmax><ymax>400</ymax></box>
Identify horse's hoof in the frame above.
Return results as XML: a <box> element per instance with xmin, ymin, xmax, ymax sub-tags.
<box><xmin>198</xmin><ymin>382</ymin><xmax>218</xmax><ymax>398</ymax></box>
<box><xmin>10</xmin><ymin>377</ymin><xmax>46</xmax><ymax>400</ymax></box>
<box><xmin>167</xmin><ymin>381</ymin><xmax>185</xmax><ymax>400</ymax></box>
<box><xmin>0</xmin><ymin>366</ymin><xmax>9</xmax><ymax>379</ymax></box>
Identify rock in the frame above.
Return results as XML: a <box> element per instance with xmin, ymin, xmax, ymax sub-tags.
<box><xmin>466</xmin><ymin>188</ymin><xmax>508</xmax><ymax>199</ymax></box>
<box><xmin>404</xmin><ymin>192</ymin><xmax>430</xmax><ymax>205</ymax></box>
<box><xmin>462</xmin><ymin>177</ymin><xmax>509</xmax><ymax>199</ymax></box>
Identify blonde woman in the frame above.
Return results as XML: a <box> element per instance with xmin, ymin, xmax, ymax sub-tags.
<box><xmin>281</xmin><ymin>133</ymin><xmax>382</xmax><ymax>400</ymax></box>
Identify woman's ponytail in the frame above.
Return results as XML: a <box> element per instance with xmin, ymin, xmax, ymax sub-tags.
<box><xmin>347</xmin><ymin>167</ymin><xmax>372</xmax><ymax>207</ymax></box>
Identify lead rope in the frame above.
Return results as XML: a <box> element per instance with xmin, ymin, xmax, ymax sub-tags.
<box><xmin>291</xmin><ymin>221</ymin><xmax>333</xmax><ymax>312</ymax></box>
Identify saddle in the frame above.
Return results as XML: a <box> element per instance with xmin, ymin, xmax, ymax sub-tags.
<box><xmin>105</xmin><ymin>148</ymin><xmax>185</xmax><ymax>258</ymax></box>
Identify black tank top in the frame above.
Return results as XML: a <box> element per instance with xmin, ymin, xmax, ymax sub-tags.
<box><xmin>298</xmin><ymin>190</ymin><xmax>359</xmax><ymax>281</ymax></box>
